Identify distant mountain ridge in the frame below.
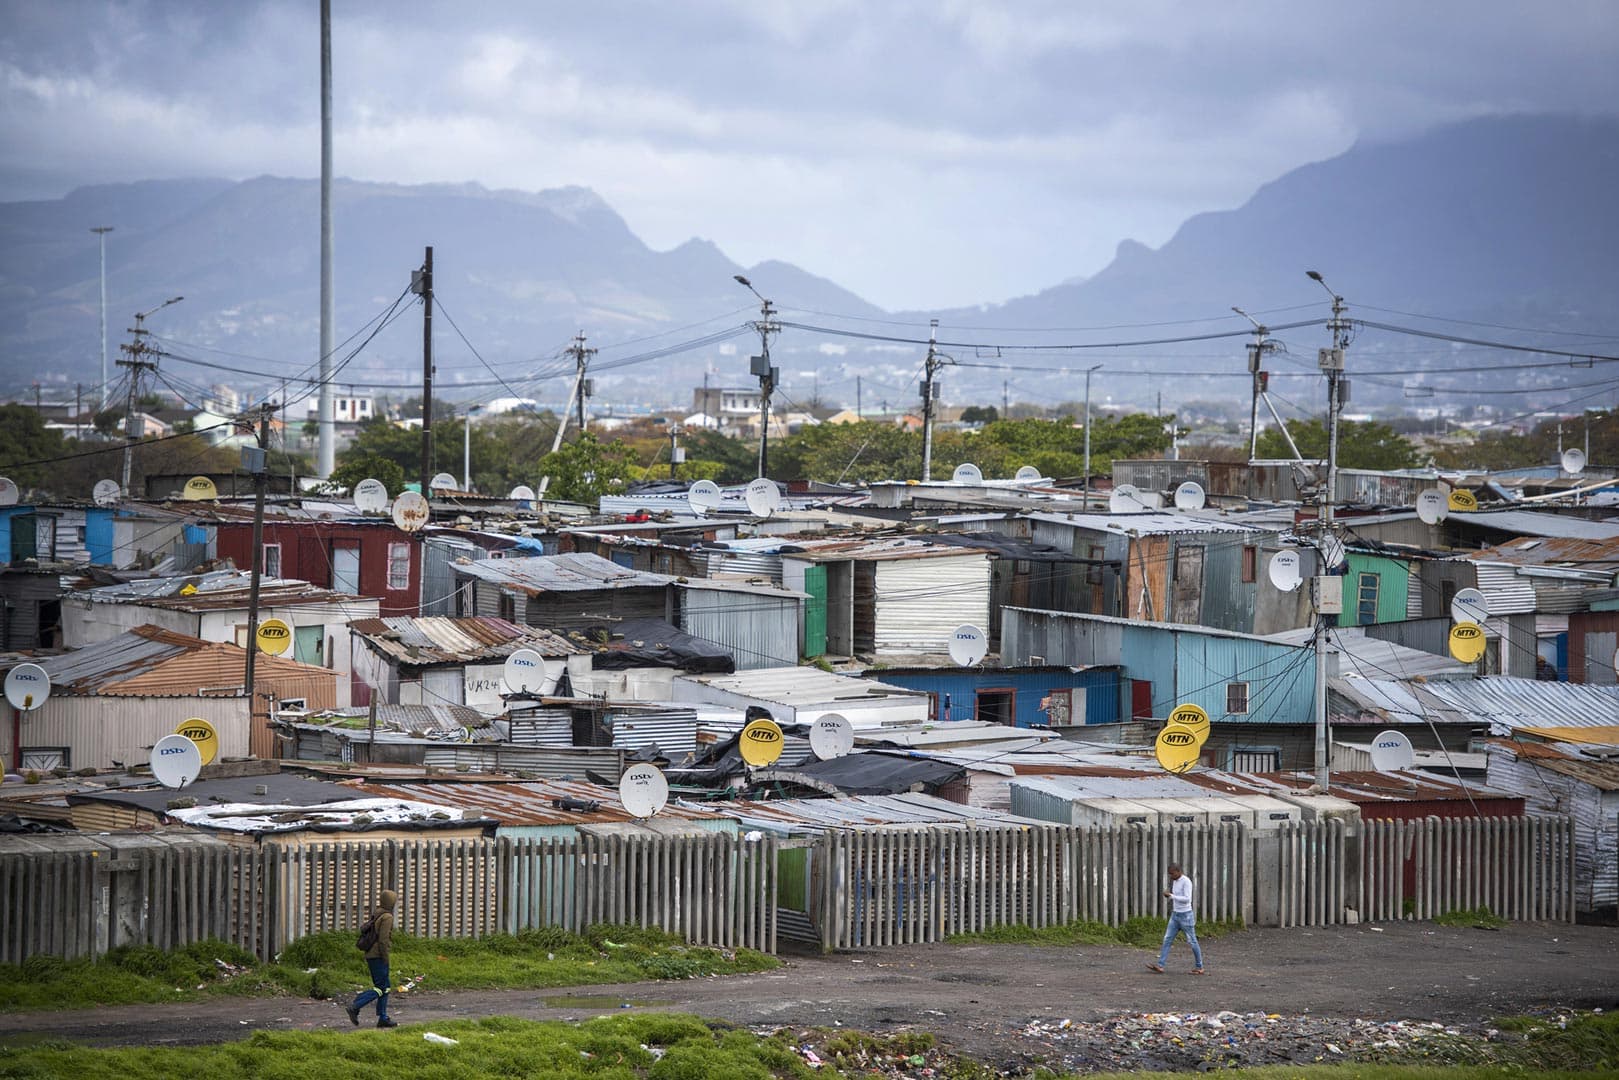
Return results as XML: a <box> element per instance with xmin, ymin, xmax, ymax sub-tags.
<box><xmin>2</xmin><ymin>113</ymin><xmax>1616</xmax><ymax>412</ymax></box>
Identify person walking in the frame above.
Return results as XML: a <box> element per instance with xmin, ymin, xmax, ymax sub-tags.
<box><xmin>346</xmin><ymin>888</ymin><xmax>400</xmax><ymax>1028</ymax></box>
<box><xmin>1147</xmin><ymin>863</ymin><xmax>1205</xmax><ymax>974</ymax></box>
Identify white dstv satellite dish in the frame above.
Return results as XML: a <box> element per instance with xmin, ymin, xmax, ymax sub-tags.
<box><xmin>687</xmin><ymin>479</ymin><xmax>723</xmax><ymax>516</ymax></box>
<box><xmin>1108</xmin><ymin>483</ymin><xmax>1146</xmax><ymax>513</ymax></box>
<box><xmin>391</xmin><ymin>490</ymin><xmax>430</xmax><ymax>532</ymax></box>
<box><xmin>1014</xmin><ymin>465</ymin><xmax>1041</xmax><ymax>483</ymax></box>
<box><xmin>508</xmin><ymin>484</ymin><xmax>536</xmax><ymax>503</ymax></box>
<box><xmin>1415</xmin><ymin>489</ymin><xmax>1449</xmax><ymax>526</ymax></box>
<box><xmin>618</xmin><ymin>762</ymin><xmax>669</xmax><ymax>819</ymax></box>
<box><xmin>1450</xmin><ymin>587</ymin><xmax>1490</xmax><ymax>626</ymax></box>
<box><xmin>1561</xmin><ymin>448</ymin><xmax>1587</xmax><ymax>476</ymax></box>
<box><xmin>1267</xmin><ymin>550</ymin><xmax>1303</xmax><ymax>593</ymax></box>
<box><xmin>952</xmin><ymin>462</ymin><xmax>983</xmax><ymax>485</ymax></box>
<box><xmin>0</xmin><ymin>477</ymin><xmax>17</xmax><ymax>507</ymax></box>
<box><xmin>1368</xmin><ymin>729</ymin><xmax>1416</xmax><ymax>772</ymax></box>
<box><xmin>501</xmin><ymin>648</ymin><xmax>551</xmax><ymax>695</ymax></box>
<box><xmin>1317</xmin><ymin>533</ymin><xmax>1347</xmax><ymax>571</ymax></box>
<box><xmin>353</xmin><ymin>478</ymin><xmax>389</xmax><ymax>513</ymax></box>
<box><xmin>92</xmin><ymin>479</ymin><xmax>122</xmax><ymax>507</ymax></box>
<box><xmin>429</xmin><ymin>472</ymin><xmax>457</xmax><ymax>492</ymax></box>
<box><xmin>744</xmin><ymin>477</ymin><xmax>782</xmax><ymax>518</ymax></box>
<box><xmin>1173</xmin><ymin>481</ymin><xmax>1206</xmax><ymax>511</ymax></box>
<box><xmin>4</xmin><ymin>663</ymin><xmax>51</xmax><ymax>711</ymax></box>
<box><xmin>948</xmin><ymin>624</ymin><xmax>989</xmax><ymax>667</ymax></box>
<box><xmin>809</xmin><ymin>712</ymin><xmax>855</xmax><ymax>760</ymax></box>
<box><xmin>150</xmin><ymin>733</ymin><xmax>203</xmax><ymax>789</ymax></box>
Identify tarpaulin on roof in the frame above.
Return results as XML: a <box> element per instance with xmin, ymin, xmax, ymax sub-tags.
<box><xmin>755</xmin><ymin>750</ymin><xmax>966</xmax><ymax>796</ymax></box>
<box><xmin>587</xmin><ymin>617</ymin><xmax>735</xmax><ymax>674</ymax></box>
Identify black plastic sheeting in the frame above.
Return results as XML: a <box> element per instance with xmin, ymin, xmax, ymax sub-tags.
<box><xmin>584</xmin><ymin>618</ymin><xmax>736</xmax><ymax>674</ymax></box>
<box><xmin>755</xmin><ymin>750</ymin><xmax>966</xmax><ymax>796</ymax></box>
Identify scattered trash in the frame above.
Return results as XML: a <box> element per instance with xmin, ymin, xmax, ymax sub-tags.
<box><xmin>423</xmin><ymin>1032</ymin><xmax>458</xmax><ymax>1046</ymax></box>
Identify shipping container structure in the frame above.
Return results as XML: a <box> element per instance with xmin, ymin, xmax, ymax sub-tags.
<box><xmin>214</xmin><ymin>518</ymin><xmax>422</xmax><ymax>616</ymax></box>
<box><xmin>864</xmin><ymin>663</ymin><xmax>1125</xmax><ymax>727</ymax></box>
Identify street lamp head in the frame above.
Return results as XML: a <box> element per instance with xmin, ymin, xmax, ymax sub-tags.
<box><xmin>733</xmin><ymin>275</ymin><xmax>751</xmax><ymax>288</ymax></box>
<box><xmin>1305</xmin><ymin>270</ymin><xmax>1323</xmax><ymax>283</ymax></box>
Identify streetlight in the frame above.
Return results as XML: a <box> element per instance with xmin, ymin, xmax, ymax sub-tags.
<box><xmin>137</xmin><ymin>295</ymin><xmax>185</xmax><ymax>322</ymax></box>
<box><xmin>733</xmin><ymin>275</ymin><xmax>778</xmax><ymax>478</ymax></box>
<box><xmin>91</xmin><ymin>226</ymin><xmax>114</xmax><ymax>409</ymax></box>
<box><xmin>1082</xmin><ymin>364</ymin><xmax>1103</xmax><ymax>508</ymax></box>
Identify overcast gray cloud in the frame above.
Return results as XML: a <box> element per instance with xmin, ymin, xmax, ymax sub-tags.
<box><xmin>2</xmin><ymin>0</ymin><xmax>1615</xmax><ymax>308</ymax></box>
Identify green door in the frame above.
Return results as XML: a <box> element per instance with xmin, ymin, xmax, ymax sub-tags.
<box><xmin>803</xmin><ymin>564</ymin><xmax>828</xmax><ymax>658</ymax></box>
<box><xmin>294</xmin><ymin>624</ymin><xmax>324</xmax><ymax>665</ymax></box>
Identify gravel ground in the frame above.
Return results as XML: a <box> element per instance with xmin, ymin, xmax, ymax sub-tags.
<box><xmin>6</xmin><ymin>921</ymin><xmax>1616</xmax><ymax>1074</ymax></box>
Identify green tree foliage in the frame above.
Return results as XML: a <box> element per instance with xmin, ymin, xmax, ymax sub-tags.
<box><xmin>326</xmin><ymin>453</ymin><xmax>406</xmax><ymax>497</ymax></box>
<box><xmin>675</xmin><ymin>428</ymin><xmax>758</xmax><ymax>484</ymax></box>
<box><xmin>0</xmin><ymin>404</ymin><xmax>68</xmax><ymax>490</ymax></box>
<box><xmin>959</xmin><ymin>405</ymin><xmax>998</xmax><ymax>424</ymax></box>
<box><xmin>772</xmin><ymin>421</ymin><xmax>921</xmax><ymax>484</ymax></box>
<box><xmin>1432</xmin><ymin>409</ymin><xmax>1616</xmax><ymax>472</ymax></box>
<box><xmin>539</xmin><ymin>432</ymin><xmax>637</xmax><ymax>503</ymax></box>
<box><xmin>1256</xmin><ymin>418</ymin><xmax>1420</xmax><ymax>470</ymax></box>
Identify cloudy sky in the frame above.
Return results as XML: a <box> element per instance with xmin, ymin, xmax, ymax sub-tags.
<box><xmin>3</xmin><ymin>1</ymin><xmax>1616</xmax><ymax>310</ymax></box>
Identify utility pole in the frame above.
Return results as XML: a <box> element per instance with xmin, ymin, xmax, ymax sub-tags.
<box><xmin>411</xmin><ymin>247</ymin><xmax>433</xmax><ymax>496</ymax></box>
<box><xmin>1082</xmin><ymin>364</ymin><xmax>1102</xmax><ymax>509</ymax></box>
<box><xmin>118</xmin><ymin>296</ymin><xmax>181</xmax><ymax>496</ymax></box>
<box><xmin>668</xmin><ymin>425</ymin><xmax>682</xmax><ymax>479</ymax></box>
<box><xmin>568</xmin><ymin>333</ymin><xmax>596</xmax><ymax>431</ymax></box>
<box><xmin>242</xmin><ymin>404</ymin><xmax>274</xmax><ymax>736</ymax></box>
<box><xmin>463</xmin><ymin>406</ymin><xmax>471</xmax><ymax>492</ymax></box>
<box><xmin>919</xmin><ymin>319</ymin><xmax>945</xmax><ymax>481</ymax></box>
<box><xmin>316</xmin><ymin>0</ymin><xmax>336</xmax><ymax>479</ymax></box>
<box><xmin>856</xmin><ymin>376</ymin><xmax>862</xmax><ymax>419</ymax></box>
<box><xmin>733</xmin><ymin>275</ymin><xmax>778</xmax><ymax>478</ymax></box>
<box><xmin>75</xmin><ymin>383</ymin><xmax>82</xmax><ymax>440</ymax></box>
<box><xmin>1002</xmin><ymin>380</ymin><xmax>1008</xmax><ymax>419</ymax></box>
<box><xmin>1233</xmin><ymin>307</ymin><xmax>1278</xmax><ymax>464</ymax></box>
<box><xmin>91</xmin><ymin>226</ymin><xmax>114</xmax><ymax>409</ymax></box>
<box><xmin>1306</xmin><ymin>269</ymin><xmax>1350</xmax><ymax>792</ymax></box>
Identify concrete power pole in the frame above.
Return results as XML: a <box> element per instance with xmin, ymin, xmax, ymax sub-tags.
<box><xmin>733</xmin><ymin>275</ymin><xmax>778</xmax><ymax>479</ymax></box>
<box><xmin>1306</xmin><ymin>269</ymin><xmax>1350</xmax><ymax>792</ymax></box>
<box><xmin>570</xmin><ymin>333</ymin><xmax>595</xmax><ymax>432</ymax></box>
<box><xmin>919</xmin><ymin>319</ymin><xmax>944</xmax><ymax>482</ymax></box>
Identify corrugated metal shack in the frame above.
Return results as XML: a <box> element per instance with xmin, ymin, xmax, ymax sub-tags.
<box><xmin>1485</xmin><ymin>737</ymin><xmax>1619</xmax><ymax>914</ymax></box>
<box><xmin>355</xmin><ymin>777</ymin><xmax>735</xmax><ymax>839</ymax></box>
<box><xmin>672</xmin><ymin>666</ymin><xmax>931</xmax><ymax>728</ymax></box>
<box><xmin>864</xmin><ymin>663</ymin><xmax>1125</xmax><ymax>727</ymax></box>
<box><xmin>347</xmin><ymin>615</ymin><xmax>590</xmax><ymax>712</ymax></box>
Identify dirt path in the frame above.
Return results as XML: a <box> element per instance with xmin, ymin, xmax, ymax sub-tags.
<box><xmin>8</xmin><ymin>922</ymin><xmax>1617</xmax><ymax>1069</ymax></box>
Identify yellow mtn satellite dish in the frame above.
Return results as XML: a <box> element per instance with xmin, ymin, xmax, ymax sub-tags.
<box><xmin>1446</xmin><ymin>489</ymin><xmax>1477</xmax><ymax>512</ymax></box>
<box><xmin>182</xmin><ymin>475</ymin><xmax>218</xmax><ymax>501</ymax></box>
<box><xmin>255</xmin><ymin>618</ymin><xmax>293</xmax><ymax>655</ymax></box>
<box><xmin>1166</xmin><ymin>703</ymin><xmax>1211</xmax><ymax>746</ymax></box>
<box><xmin>1155</xmin><ymin>726</ymin><xmax>1201</xmax><ymax>774</ymax></box>
<box><xmin>739</xmin><ymin>717</ymin><xmax>786</xmax><ymax>767</ymax></box>
<box><xmin>1449</xmin><ymin>621</ymin><xmax>1487</xmax><ymax>664</ymax></box>
<box><xmin>174</xmin><ymin>717</ymin><xmax>219</xmax><ymax>766</ymax></box>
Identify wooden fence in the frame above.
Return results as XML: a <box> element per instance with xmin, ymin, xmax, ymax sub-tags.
<box><xmin>0</xmin><ymin>816</ymin><xmax>1577</xmax><ymax>965</ymax></box>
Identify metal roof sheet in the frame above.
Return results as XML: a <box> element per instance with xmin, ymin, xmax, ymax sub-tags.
<box><xmin>452</xmin><ymin>552</ymin><xmax>673</xmax><ymax>593</ymax></box>
<box><xmin>1470</xmin><ymin>535</ymin><xmax>1619</xmax><ymax>568</ymax></box>
<box><xmin>24</xmin><ymin>625</ymin><xmax>329</xmax><ymax>696</ymax></box>
<box><xmin>1018</xmin><ymin>511</ymin><xmax>1272</xmax><ymax>536</ymax></box>
<box><xmin>1420</xmin><ymin>677</ymin><xmax>1619</xmax><ymax>731</ymax></box>
<box><xmin>1451</xmin><ymin>511</ymin><xmax>1619</xmax><ymax>540</ymax></box>
<box><xmin>1487</xmin><ymin>738</ymin><xmax>1619</xmax><ymax>791</ymax></box>
<box><xmin>349</xmin><ymin>616</ymin><xmax>586</xmax><ymax>665</ymax></box>
<box><xmin>357</xmin><ymin>778</ymin><xmax>727</xmax><ymax>827</ymax></box>
<box><xmin>675</xmin><ymin>666</ymin><xmax>928</xmax><ymax>712</ymax></box>
<box><xmin>1269</xmin><ymin>626</ymin><xmax>1474</xmax><ymax>681</ymax></box>
<box><xmin>776</xmin><ymin>537</ymin><xmax>993</xmax><ymax>563</ymax></box>
<box><xmin>679</xmin><ymin>791</ymin><xmax>1043</xmax><ymax>831</ymax></box>
<box><xmin>75</xmin><ymin>570</ymin><xmax>360</xmax><ymax>609</ymax></box>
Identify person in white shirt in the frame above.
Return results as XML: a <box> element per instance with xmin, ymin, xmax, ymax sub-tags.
<box><xmin>1147</xmin><ymin>863</ymin><xmax>1205</xmax><ymax>974</ymax></box>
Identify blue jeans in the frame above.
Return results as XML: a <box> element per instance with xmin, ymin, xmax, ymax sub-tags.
<box><xmin>351</xmin><ymin>956</ymin><xmax>391</xmax><ymax>1019</ymax></box>
<box><xmin>1157</xmin><ymin>910</ymin><xmax>1203</xmax><ymax>969</ymax></box>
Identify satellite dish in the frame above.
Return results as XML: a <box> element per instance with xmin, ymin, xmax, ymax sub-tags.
<box><xmin>744</xmin><ymin>477</ymin><xmax>782</xmax><ymax>518</ymax></box>
<box><xmin>150</xmin><ymin>733</ymin><xmax>202</xmax><ymax>790</ymax></box>
<box><xmin>948</xmin><ymin>624</ymin><xmax>988</xmax><ymax>667</ymax></box>
<box><xmin>255</xmin><ymin>618</ymin><xmax>292</xmax><ymax>655</ymax></box>
<box><xmin>1166</xmin><ymin>703</ymin><xmax>1211</xmax><ymax>747</ymax></box>
<box><xmin>1561</xmin><ymin>448</ymin><xmax>1587</xmax><ymax>476</ymax></box>
<box><xmin>1014</xmin><ymin>465</ymin><xmax>1041</xmax><ymax>483</ymax></box>
<box><xmin>1268</xmin><ymin>550</ymin><xmax>1303</xmax><ymax>592</ymax></box>
<box><xmin>502</xmin><ymin>648</ymin><xmax>551</xmax><ymax>695</ymax></box>
<box><xmin>182</xmin><ymin>475</ymin><xmax>218</xmax><ymax>501</ymax></box>
<box><xmin>952</xmin><ymin>462</ymin><xmax>983</xmax><ymax>485</ymax></box>
<box><xmin>92</xmin><ymin>479</ymin><xmax>122</xmax><ymax>507</ymax></box>
<box><xmin>0</xmin><ymin>477</ymin><xmax>17</xmax><ymax>507</ymax></box>
<box><xmin>4</xmin><ymin>663</ymin><xmax>51</xmax><ymax>711</ymax></box>
<box><xmin>1415</xmin><ymin>489</ymin><xmax>1449</xmax><ymax>526</ymax></box>
<box><xmin>739</xmin><ymin>717</ymin><xmax>786</xmax><ymax>767</ymax></box>
<box><xmin>687</xmin><ymin>479</ymin><xmax>723</xmax><ymax>516</ymax></box>
<box><xmin>1173</xmin><ymin>481</ymin><xmax>1206</xmax><ymax>511</ymax></box>
<box><xmin>1448</xmin><ymin>622</ymin><xmax>1487</xmax><ymax>664</ymax></box>
<box><xmin>429</xmin><ymin>472</ymin><xmax>458</xmax><ymax>492</ymax></box>
<box><xmin>1368</xmin><ymin>729</ymin><xmax>1415</xmax><ymax>772</ymax></box>
<box><xmin>809</xmin><ymin>712</ymin><xmax>855</xmax><ymax>760</ymax></box>
<box><xmin>618</xmin><ymin>762</ymin><xmax>669</xmax><ymax>818</ymax></box>
<box><xmin>1317</xmin><ymin>534</ymin><xmax>1346</xmax><ymax>572</ymax></box>
<box><xmin>1447</xmin><ymin>488</ymin><xmax>1478</xmax><ymax>512</ymax></box>
<box><xmin>1154</xmin><ymin>726</ymin><xmax>1200</xmax><ymax>774</ymax></box>
<box><xmin>1450</xmin><ymin>587</ymin><xmax>1489</xmax><ymax>626</ymax></box>
<box><xmin>353</xmin><ymin>478</ymin><xmax>389</xmax><ymax>513</ymax></box>
<box><xmin>174</xmin><ymin>718</ymin><xmax>220</xmax><ymax>767</ymax></box>
<box><xmin>391</xmin><ymin>490</ymin><xmax>430</xmax><ymax>532</ymax></box>
<box><xmin>1108</xmin><ymin>484</ymin><xmax>1146</xmax><ymax>513</ymax></box>
<box><xmin>508</xmin><ymin>484</ymin><xmax>536</xmax><ymax>503</ymax></box>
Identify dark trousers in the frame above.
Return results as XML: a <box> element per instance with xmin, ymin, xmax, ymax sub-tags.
<box><xmin>351</xmin><ymin>956</ymin><xmax>390</xmax><ymax>1019</ymax></box>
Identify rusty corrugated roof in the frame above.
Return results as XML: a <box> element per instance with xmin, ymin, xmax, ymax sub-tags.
<box><xmin>29</xmin><ymin>625</ymin><xmax>330</xmax><ymax>696</ymax></box>
<box><xmin>349</xmin><ymin>616</ymin><xmax>586</xmax><ymax>666</ymax></box>
<box><xmin>452</xmin><ymin>552</ymin><xmax>673</xmax><ymax>594</ymax></box>
<box><xmin>353</xmin><ymin>778</ymin><xmax>727</xmax><ymax>827</ymax></box>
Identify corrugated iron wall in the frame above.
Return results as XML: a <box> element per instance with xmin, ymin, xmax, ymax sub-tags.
<box><xmin>872</xmin><ymin>556</ymin><xmax>990</xmax><ymax>655</ymax></box>
<box><xmin>678</xmin><ymin>590</ymin><xmax>799</xmax><ymax>669</ymax></box>
<box><xmin>21</xmin><ymin>696</ymin><xmax>252</xmax><ymax>770</ymax></box>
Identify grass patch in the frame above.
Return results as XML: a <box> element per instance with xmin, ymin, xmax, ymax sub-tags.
<box><xmin>0</xmin><ymin>924</ymin><xmax>777</xmax><ymax>1013</ymax></box>
<box><xmin>1432</xmin><ymin>907</ymin><xmax>1508</xmax><ymax>930</ymax></box>
<box><xmin>945</xmin><ymin>914</ymin><xmax>1244</xmax><ymax>948</ymax></box>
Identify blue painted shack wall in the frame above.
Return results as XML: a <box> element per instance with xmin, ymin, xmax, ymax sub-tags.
<box><xmin>86</xmin><ymin>508</ymin><xmax>117</xmax><ymax>565</ymax></box>
<box><xmin>0</xmin><ymin>506</ymin><xmax>34</xmax><ymax>563</ymax></box>
<box><xmin>1139</xmin><ymin>625</ymin><xmax>1312</xmax><ymax>724</ymax></box>
<box><xmin>868</xmin><ymin>666</ymin><xmax>1123</xmax><ymax>726</ymax></box>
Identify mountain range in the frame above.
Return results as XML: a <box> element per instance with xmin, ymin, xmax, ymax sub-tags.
<box><xmin>2</xmin><ymin>113</ymin><xmax>1616</xmax><ymax>417</ymax></box>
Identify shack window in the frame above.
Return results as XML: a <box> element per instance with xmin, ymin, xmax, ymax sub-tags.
<box><xmin>1230</xmin><ymin>746</ymin><xmax>1279</xmax><ymax>772</ymax></box>
<box><xmin>262</xmin><ymin>543</ymin><xmax>282</xmax><ymax>578</ymax></box>
<box><xmin>1357</xmin><ymin>572</ymin><xmax>1379</xmax><ymax>625</ymax></box>
<box><xmin>1226</xmin><ymin>682</ymin><xmax>1249</xmax><ymax>714</ymax></box>
<box><xmin>387</xmin><ymin>542</ymin><xmax>411</xmax><ymax>590</ymax></box>
<box><xmin>1241</xmin><ymin>546</ymin><xmax>1257</xmax><ymax>583</ymax></box>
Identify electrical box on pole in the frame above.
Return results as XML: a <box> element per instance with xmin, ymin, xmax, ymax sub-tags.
<box><xmin>1310</xmin><ymin>575</ymin><xmax>1343</xmax><ymax>615</ymax></box>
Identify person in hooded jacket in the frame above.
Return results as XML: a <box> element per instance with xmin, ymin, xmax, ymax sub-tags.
<box><xmin>346</xmin><ymin>888</ymin><xmax>399</xmax><ymax>1028</ymax></box>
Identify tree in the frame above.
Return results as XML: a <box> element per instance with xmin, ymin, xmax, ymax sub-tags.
<box><xmin>959</xmin><ymin>405</ymin><xmax>998</xmax><ymax>425</ymax></box>
<box><xmin>773</xmin><ymin>421</ymin><xmax>920</xmax><ymax>483</ymax></box>
<box><xmin>327</xmin><ymin>453</ymin><xmax>406</xmax><ymax>497</ymax></box>
<box><xmin>1431</xmin><ymin>409</ymin><xmax>1615</xmax><ymax>472</ymax></box>
<box><xmin>0</xmin><ymin>405</ymin><xmax>67</xmax><ymax>490</ymax></box>
<box><xmin>538</xmin><ymin>432</ymin><xmax>637</xmax><ymax>503</ymax></box>
<box><xmin>1256</xmin><ymin>418</ymin><xmax>1420</xmax><ymax>470</ymax></box>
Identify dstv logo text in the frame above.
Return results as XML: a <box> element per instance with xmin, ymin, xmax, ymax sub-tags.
<box><xmin>511</xmin><ymin>657</ymin><xmax>538</xmax><ymax>668</ymax></box>
<box><xmin>159</xmin><ymin>745</ymin><xmax>191</xmax><ymax>756</ymax></box>
<box><xmin>11</xmin><ymin>671</ymin><xmax>42</xmax><ymax>684</ymax></box>
<box><xmin>1375</xmin><ymin>738</ymin><xmax>1403</xmax><ymax>750</ymax></box>
<box><xmin>1160</xmin><ymin>729</ymin><xmax>1196</xmax><ymax>747</ymax></box>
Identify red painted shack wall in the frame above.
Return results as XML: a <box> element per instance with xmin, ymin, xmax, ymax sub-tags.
<box><xmin>215</xmin><ymin>522</ymin><xmax>421</xmax><ymax>616</ymax></box>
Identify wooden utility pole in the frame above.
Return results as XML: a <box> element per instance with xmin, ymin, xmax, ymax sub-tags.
<box><xmin>242</xmin><ymin>404</ymin><xmax>274</xmax><ymax>732</ymax></box>
<box><xmin>412</xmin><ymin>247</ymin><xmax>434</xmax><ymax>496</ymax></box>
